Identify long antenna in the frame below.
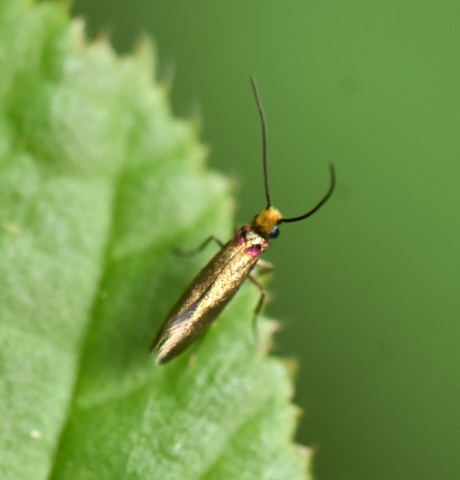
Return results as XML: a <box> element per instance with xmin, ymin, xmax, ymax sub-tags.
<box><xmin>250</xmin><ymin>76</ymin><xmax>272</xmax><ymax>208</ymax></box>
<box><xmin>281</xmin><ymin>164</ymin><xmax>335</xmax><ymax>223</ymax></box>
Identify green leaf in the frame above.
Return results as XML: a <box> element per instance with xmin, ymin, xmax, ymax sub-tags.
<box><xmin>0</xmin><ymin>1</ymin><xmax>310</xmax><ymax>478</ymax></box>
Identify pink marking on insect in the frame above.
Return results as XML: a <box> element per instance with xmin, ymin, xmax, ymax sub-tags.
<box><xmin>246</xmin><ymin>239</ymin><xmax>268</xmax><ymax>258</ymax></box>
<box><xmin>233</xmin><ymin>226</ymin><xmax>251</xmax><ymax>246</ymax></box>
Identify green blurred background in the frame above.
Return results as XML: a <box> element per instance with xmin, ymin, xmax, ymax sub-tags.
<box><xmin>71</xmin><ymin>1</ymin><xmax>460</xmax><ymax>479</ymax></box>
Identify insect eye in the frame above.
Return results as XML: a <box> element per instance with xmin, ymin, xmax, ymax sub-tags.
<box><xmin>268</xmin><ymin>225</ymin><xmax>280</xmax><ymax>238</ymax></box>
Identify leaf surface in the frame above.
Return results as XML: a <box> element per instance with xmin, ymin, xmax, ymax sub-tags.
<box><xmin>0</xmin><ymin>1</ymin><xmax>310</xmax><ymax>479</ymax></box>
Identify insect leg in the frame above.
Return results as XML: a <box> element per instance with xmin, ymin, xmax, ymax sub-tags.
<box><xmin>248</xmin><ymin>274</ymin><xmax>268</xmax><ymax>345</ymax></box>
<box><xmin>174</xmin><ymin>235</ymin><xmax>224</xmax><ymax>256</ymax></box>
<box><xmin>255</xmin><ymin>258</ymin><xmax>274</xmax><ymax>272</ymax></box>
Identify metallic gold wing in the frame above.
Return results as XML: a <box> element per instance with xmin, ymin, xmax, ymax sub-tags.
<box><xmin>152</xmin><ymin>229</ymin><xmax>267</xmax><ymax>363</ymax></box>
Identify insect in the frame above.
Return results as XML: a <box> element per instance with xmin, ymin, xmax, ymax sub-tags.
<box><xmin>151</xmin><ymin>77</ymin><xmax>335</xmax><ymax>364</ymax></box>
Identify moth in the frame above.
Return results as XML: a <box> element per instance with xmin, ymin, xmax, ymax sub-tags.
<box><xmin>151</xmin><ymin>77</ymin><xmax>335</xmax><ymax>363</ymax></box>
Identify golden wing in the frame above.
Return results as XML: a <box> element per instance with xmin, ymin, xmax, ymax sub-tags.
<box><xmin>152</xmin><ymin>240</ymin><xmax>260</xmax><ymax>363</ymax></box>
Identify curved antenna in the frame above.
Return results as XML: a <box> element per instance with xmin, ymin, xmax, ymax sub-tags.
<box><xmin>250</xmin><ymin>76</ymin><xmax>272</xmax><ymax>208</ymax></box>
<box><xmin>280</xmin><ymin>164</ymin><xmax>335</xmax><ymax>223</ymax></box>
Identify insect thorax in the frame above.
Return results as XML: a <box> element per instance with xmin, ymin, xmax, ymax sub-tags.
<box><xmin>233</xmin><ymin>225</ymin><xmax>269</xmax><ymax>259</ymax></box>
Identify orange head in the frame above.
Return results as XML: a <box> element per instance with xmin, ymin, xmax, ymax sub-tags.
<box><xmin>252</xmin><ymin>206</ymin><xmax>283</xmax><ymax>238</ymax></box>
